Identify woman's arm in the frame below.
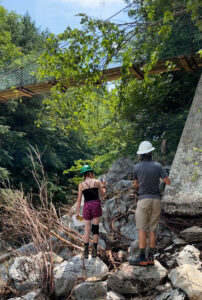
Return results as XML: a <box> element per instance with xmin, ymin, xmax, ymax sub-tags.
<box><xmin>76</xmin><ymin>184</ymin><xmax>82</xmax><ymax>216</ymax></box>
<box><xmin>98</xmin><ymin>180</ymin><xmax>106</xmax><ymax>198</ymax></box>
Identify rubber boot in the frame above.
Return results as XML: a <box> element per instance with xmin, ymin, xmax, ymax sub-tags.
<box><xmin>92</xmin><ymin>243</ymin><xmax>98</xmax><ymax>258</ymax></box>
<box><xmin>83</xmin><ymin>243</ymin><xmax>89</xmax><ymax>259</ymax></box>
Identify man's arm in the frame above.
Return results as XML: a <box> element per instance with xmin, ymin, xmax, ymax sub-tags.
<box><xmin>133</xmin><ymin>165</ymin><xmax>139</xmax><ymax>189</ymax></box>
<box><xmin>160</xmin><ymin>165</ymin><xmax>171</xmax><ymax>185</ymax></box>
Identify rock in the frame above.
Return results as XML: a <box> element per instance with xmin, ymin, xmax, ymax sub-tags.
<box><xmin>8</xmin><ymin>289</ymin><xmax>47</xmax><ymax>300</ymax></box>
<box><xmin>164</xmin><ymin>245</ymin><xmax>173</xmax><ymax>251</ymax></box>
<box><xmin>117</xmin><ymin>250</ymin><xmax>127</xmax><ymax>261</ymax></box>
<box><xmin>107</xmin><ymin>261</ymin><xmax>168</xmax><ymax>295</ymax></box>
<box><xmin>176</xmin><ymin>245</ymin><xmax>201</xmax><ymax>268</ymax></box>
<box><xmin>113</xmin><ymin>180</ymin><xmax>133</xmax><ymax>194</ymax></box>
<box><xmin>107</xmin><ymin>291</ymin><xmax>126</xmax><ymax>299</ymax></box>
<box><xmin>9</xmin><ymin>256</ymin><xmax>41</xmax><ymax>291</ymax></box>
<box><xmin>129</xmin><ymin>240</ymin><xmax>139</xmax><ymax>256</ymax></box>
<box><xmin>103</xmin><ymin>197</ymin><xmax>127</xmax><ymax>219</ymax></box>
<box><xmin>58</xmin><ymin>246</ymin><xmax>73</xmax><ymax>260</ymax></box>
<box><xmin>120</xmin><ymin>214</ymin><xmax>138</xmax><ymax>243</ymax></box>
<box><xmin>105</xmin><ymin>158</ymin><xmax>134</xmax><ymax>187</ymax></box>
<box><xmin>37</xmin><ymin>251</ymin><xmax>63</xmax><ymax>265</ymax></box>
<box><xmin>166</xmin><ymin>253</ymin><xmax>178</xmax><ymax>269</ymax></box>
<box><xmin>162</xmin><ymin>74</ymin><xmax>202</xmax><ymax>215</ymax></box>
<box><xmin>180</xmin><ymin>226</ymin><xmax>202</xmax><ymax>242</ymax></box>
<box><xmin>154</xmin><ymin>289</ymin><xmax>186</xmax><ymax>300</ymax></box>
<box><xmin>0</xmin><ymin>264</ymin><xmax>9</xmax><ymax>290</ymax></box>
<box><xmin>53</xmin><ymin>254</ymin><xmax>108</xmax><ymax>296</ymax></box>
<box><xmin>155</xmin><ymin>282</ymin><xmax>171</xmax><ymax>291</ymax></box>
<box><xmin>173</xmin><ymin>238</ymin><xmax>186</xmax><ymax>245</ymax></box>
<box><xmin>0</xmin><ymin>252</ymin><xmax>13</xmax><ymax>264</ymax></box>
<box><xmin>74</xmin><ymin>281</ymin><xmax>107</xmax><ymax>300</ymax></box>
<box><xmin>17</xmin><ymin>243</ymin><xmax>37</xmax><ymax>256</ymax></box>
<box><xmin>169</xmin><ymin>264</ymin><xmax>202</xmax><ymax>300</ymax></box>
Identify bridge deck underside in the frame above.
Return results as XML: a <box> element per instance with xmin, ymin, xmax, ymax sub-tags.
<box><xmin>0</xmin><ymin>54</ymin><xmax>201</xmax><ymax>101</ymax></box>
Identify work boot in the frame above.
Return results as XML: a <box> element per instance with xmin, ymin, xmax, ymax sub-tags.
<box><xmin>83</xmin><ymin>243</ymin><xmax>89</xmax><ymax>259</ymax></box>
<box><xmin>147</xmin><ymin>253</ymin><xmax>154</xmax><ymax>265</ymax></box>
<box><xmin>92</xmin><ymin>243</ymin><xmax>98</xmax><ymax>258</ymax></box>
<box><xmin>129</xmin><ymin>254</ymin><xmax>148</xmax><ymax>266</ymax></box>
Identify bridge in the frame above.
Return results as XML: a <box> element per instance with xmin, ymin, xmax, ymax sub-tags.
<box><xmin>0</xmin><ymin>54</ymin><xmax>201</xmax><ymax>102</ymax></box>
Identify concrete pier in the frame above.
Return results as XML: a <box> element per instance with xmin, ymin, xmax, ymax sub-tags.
<box><xmin>162</xmin><ymin>74</ymin><xmax>202</xmax><ymax>215</ymax></box>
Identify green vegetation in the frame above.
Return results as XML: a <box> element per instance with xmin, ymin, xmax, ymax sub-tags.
<box><xmin>0</xmin><ymin>1</ymin><xmax>201</xmax><ymax>202</ymax></box>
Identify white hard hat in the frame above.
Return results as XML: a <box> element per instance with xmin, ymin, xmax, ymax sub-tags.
<box><xmin>137</xmin><ymin>141</ymin><xmax>155</xmax><ymax>155</ymax></box>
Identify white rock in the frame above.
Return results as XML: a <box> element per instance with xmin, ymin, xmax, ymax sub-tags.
<box><xmin>9</xmin><ymin>256</ymin><xmax>41</xmax><ymax>291</ymax></box>
<box><xmin>53</xmin><ymin>254</ymin><xmax>108</xmax><ymax>296</ymax></box>
<box><xmin>155</xmin><ymin>282</ymin><xmax>171</xmax><ymax>292</ymax></box>
<box><xmin>74</xmin><ymin>281</ymin><xmax>107</xmax><ymax>300</ymax></box>
<box><xmin>176</xmin><ymin>245</ymin><xmax>201</xmax><ymax>268</ymax></box>
<box><xmin>107</xmin><ymin>261</ymin><xmax>168</xmax><ymax>294</ymax></box>
<box><xmin>169</xmin><ymin>264</ymin><xmax>202</xmax><ymax>300</ymax></box>
<box><xmin>107</xmin><ymin>290</ymin><xmax>126</xmax><ymax>300</ymax></box>
<box><xmin>164</xmin><ymin>245</ymin><xmax>173</xmax><ymax>251</ymax></box>
<box><xmin>155</xmin><ymin>289</ymin><xmax>186</xmax><ymax>300</ymax></box>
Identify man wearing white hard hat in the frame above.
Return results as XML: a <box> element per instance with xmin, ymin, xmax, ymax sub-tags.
<box><xmin>129</xmin><ymin>141</ymin><xmax>170</xmax><ymax>266</ymax></box>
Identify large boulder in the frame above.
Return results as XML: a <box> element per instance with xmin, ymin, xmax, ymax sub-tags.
<box><xmin>176</xmin><ymin>245</ymin><xmax>201</xmax><ymax>268</ymax></box>
<box><xmin>180</xmin><ymin>226</ymin><xmax>202</xmax><ymax>242</ymax></box>
<box><xmin>106</xmin><ymin>158</ymin><xmax>134</xmax><ymax>187</ymax></box>
<box><xmin>9</xmin><ymin>256</ymin><xmax>41</xmax><ymax>291</ymax></box>
<box><xmin>120</xmin><ymin>214</ymin><xmax>138</xmax><ymax>243</ymax></box>
<box><xmin>53</xmin><ymin>254</ymin><xmax>108</xmax><ymax>297</ymax></box>
<box><xmin>107</xmin><ymin>261</ymin><xmax>168</xmax><ymax>295</ymax></box>
<box><xmin>74</xmin><ymin>281</ymin><xmax>107</xmax><ymax>300</ymax></box>
<box><xmin>162</xmin><ymin>74</ymin><xmax>202</xmax><ymax>215</ymax></box>
<box><xmin>169</xmin><ymin>264</ymin><xmax>202</xmax><ymax>300</ymax></box>
<box><xmin>103</xmin><ymin>197</ymin><xmax>127</xmax><ymax>220</ymax></box>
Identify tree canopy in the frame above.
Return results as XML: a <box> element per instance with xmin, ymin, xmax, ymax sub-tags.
<box><xmin>36</xmin><ymin>0</ymin><xmax>202</xmax><ymax>174</ymax></box>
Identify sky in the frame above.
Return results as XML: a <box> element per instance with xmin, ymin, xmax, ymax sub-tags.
<box><xmin>1</xmin><ymin>0</ymin><xmax>129</xmax><ymax>34</ymax></box>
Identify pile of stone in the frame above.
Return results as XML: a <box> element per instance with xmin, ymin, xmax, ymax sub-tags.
<box><xmin>0</xmin><ymin>158</ymin><xmax>201</xmax><ymax>300</ymax></box>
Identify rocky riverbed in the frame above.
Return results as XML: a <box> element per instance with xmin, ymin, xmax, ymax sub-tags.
<box><xmin>0</xmin><ymin>158</ymin><xmax>201</xmax><ymax>300</ymax></box>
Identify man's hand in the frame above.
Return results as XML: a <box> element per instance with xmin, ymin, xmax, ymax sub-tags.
<box><xmin>134</xmin><ymin>179</ymin><xmax>139</xmax><ymax>188</ymax></box>
<box><xmin>163</xmin><ymin>177</ymin><xmax>170</xmax><ymax>185</ymax></box>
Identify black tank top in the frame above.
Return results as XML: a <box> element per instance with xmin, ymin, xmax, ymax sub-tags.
<box><xmin>82</xmin><ymin>188</ymin><xmax>99</xmax><ymax>202</ymax></box>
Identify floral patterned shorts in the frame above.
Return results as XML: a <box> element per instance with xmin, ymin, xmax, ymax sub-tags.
<box><xmin>83</xmin><ymin>200</ymin><xmax>102</xmax><ymax>220</ymax></box>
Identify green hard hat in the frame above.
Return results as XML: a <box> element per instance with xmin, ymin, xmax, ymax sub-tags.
<box><xmin>80</xmin><ymin>165</ymin><xmax>93</xmax><ymax>174</ymax></box>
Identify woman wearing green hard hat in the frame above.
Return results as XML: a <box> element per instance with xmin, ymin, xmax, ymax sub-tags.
<box><xmin>76</xmin><ymin>165</ymin><xmax>106</xmax><ymax>259</ymax></box>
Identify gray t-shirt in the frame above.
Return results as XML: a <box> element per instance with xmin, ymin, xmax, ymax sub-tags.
<box><xmin>133</xmin><ymin>161</ymin><xmax>168</xmax><ymax>200</ymax></box>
